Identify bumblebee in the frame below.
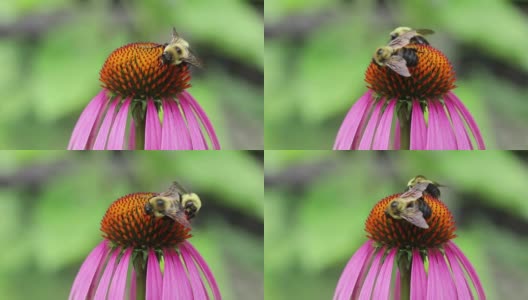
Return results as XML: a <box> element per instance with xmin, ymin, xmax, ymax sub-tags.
<box><xmin>373</xmin><ymin>46</ymin><xmax>419</xmax><ymax>77</ymax></box>
<box><xmin>372</xmin><ymin>27</ymin><xmax>434</xmax><ymax>77</ymax></box>
<box><xmin>159</xmin><ymin>27</ymin><xmax>201</xmax><ymax>67</ymax></box>
<box><xmin>407</xmin><ymin>175</ymin><xmax>442</xmax><ymax>199</ymax></box>
<box><xmin>389</xmin><ymin>27</ymin><xmax>434</xmax><ymax>45</ymax></box>
<box><xmin>385</xmin><ymin>181</ymin><xmax>431</xmax><ymax>229</ymax></box>
<box><xmin>144</xmin><ymin>181</ymin><xmax>202</xmax><ymax>228</ymax></box>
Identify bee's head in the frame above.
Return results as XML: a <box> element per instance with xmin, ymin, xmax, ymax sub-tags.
<box><xmin>408</xmin><ymin>175</ymin><xmax>428</xmax><ymax>187</ymax></box>
<box><xmin>181</xmin><ymin>193</ymin><xmax>202</xmax><ymax>219</ymax></box>
<box><xmin>161</xmin><ymin>50</ymin><xmax>173</xmax><ymax>65</ymax></box>
<box><xmin>390</xmin><ymin>26</ymin><xmax>412</xmax><ymax>39</ymax></box>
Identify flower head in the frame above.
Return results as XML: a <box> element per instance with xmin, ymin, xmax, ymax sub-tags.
<box><xmin>69</xmin><ymin>183</ymin><xmax>221</xmax><ymax>300</ymax></box>
<box><xmin>334</xmin><ymin>29</ymin><xmax>485</xmax><ymax>150</ymax></box>
<box><xmin>334</xmin><ymin>177</ymin><xmax>486</xmax><ymax>299</ymax></box>
<box><xmin>68</xmin><ymin>31</ymin><xmax>220</xmax><ymax>150</ymax></box>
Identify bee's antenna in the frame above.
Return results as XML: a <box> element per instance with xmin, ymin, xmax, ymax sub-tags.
<box><xmin>171</xmin><ymin>27</ymin><xmax>181</xmax><ymax>42</ymax></box>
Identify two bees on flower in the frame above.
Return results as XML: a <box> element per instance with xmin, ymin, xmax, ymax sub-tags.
<box><xmin>372</xmin><ymin>27</ymin><xmax>435</xmax><ymax>77</ymax></box>
<box><xmin>385</xmin><ymin>175</ymin><xmax>442</xmax><ymax>229</ymax></box>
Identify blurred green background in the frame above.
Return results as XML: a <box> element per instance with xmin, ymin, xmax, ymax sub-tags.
<box><xmin>265</xmin><ymin>151</ymin><xmax>528</xmax><ymax>299</ymax></box>
<box><xmin>265</xmin><ymin>0</ymin><xmax>528</xmax><ymax>149</ymax></box>
<box><xmin>0</xmin><ymin>0</ymin><xmax>263</xmax><ymax>149</ymax></box>
<box><xmin>0</xmin><ymin>150</ymin><xmax>263</xmax><ymax>300</ymax></box>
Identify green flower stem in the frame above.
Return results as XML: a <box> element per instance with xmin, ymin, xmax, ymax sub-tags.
<box><xmin>135</xmin><ymin>120</ymin><xmax>146</xmax><ymax>150</ymax></box>
<box><xmin>133</xmin><ymin>254</ymin><xmax>146</xmax><ymax>300</ymax></box>
<box><xmin>398</xmin><ymin>252</ymin><xmax>411</xmax><ymax>300</ymax></box>
<box><xmin>397</xmin><ymin>102</ymin><xmax>411</xmax><ymax>150</ymax></box>
<box><xmin>132</xmin><ymin>103</ymin><xmax>147</xmax><ymax>150</ymax></box>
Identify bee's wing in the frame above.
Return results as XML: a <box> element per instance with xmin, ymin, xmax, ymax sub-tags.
<box><xmin>164</xmin><ymin>202</ymin><xmax>191</xmax><ymax>229</ymax></box>
<box><xmin>160</xmin><ymin>181</ymin><xmax>188</xmax><ymax>199</ymax></box>
<box><xmin>400</xmin><ymin>182</ymin><xmax>429</xmax><ymax>200</ymax></box>
<box><xmin>387</xmin><ymin>30</ymin><xmax>416</xmax><ymax>48</ymax></box>
<box><xmin>386</xmin><ymin>56</ymin><xmax>411</xmax><ymax>77</ymax></box>
<box><xmin>416</xmin><ymin>29</ymin><xmax>434</xmax><ymax>36</ymax></box>
<box><xmin>185</xmin><ymin>48</ymin><xmax>203</xmax><ymax>68</ymax></box>
<box><xmin>400</xmin><ymin>208</ymin><xmax>429</xmax><ymax>229</ymax></box>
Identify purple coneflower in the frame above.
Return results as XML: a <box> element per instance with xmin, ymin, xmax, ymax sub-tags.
<box><xmin>334</xmin><ymin>38</ymin><xmax>485</xmax><ymax>150</ymax></box>
<box><xmin>333</xmin><ymin>179</ymin><xmax>486</xmax><ymax>299</ymax></box>
<box><xmin>69</xmin><ymin>183</ymin><xmax>222</xmax><ymax>300</ymax></box>
<box><xmin>68</xmin><ymin>30</ymin><xmax>220</xmax><ymax>150</ymax></box>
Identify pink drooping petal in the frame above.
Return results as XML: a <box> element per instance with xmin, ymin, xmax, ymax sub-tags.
<box><xmin>162</xmin><ymin>249</ymin><xmax>178</xmax><ymax>299</ymax></box>
<box><xmin>372</xmin><ymin>98</ymin><xmax>396</xmax><ymax>150</ymax></box>
<box><xmin>92</xmin><ymin>97</ymin><xmax>120</xmax><ymax>150</ymax></box>
<box><xmin>171</xmin><ymin>250</ymin><xmax>193</xmax><ymax>299</ymax></box>
<box><xmin>181</xmin><ymin>91</ymin><xmax>221</xmax><ymax>150</ymax></box>
<box><xmin>352</xmin><ymin>98</ymin><xmax>375</xmax><ymax>150</ymax></box>
<box><xmin>108</xmin><ymin>248</ymin><xmax>132</xmax><ymax>300</ymax></box>
<box><xmin>358</xmin><ymin>248</ymin><xmax>384</xmax><ymax>300</ymax></box>
<box><xmin>86</xmin><ymin>99</ymin><xmax>112</xmax><ymax>150</ymax></box>
<box><xmin>434</xmin><ymin>249</ymin><xmax>457</xmax><ymax>299</ymax></box>
<box><xmin>181</xmin><ymin>244</ymin><xmax>208</xmax><ymax>299</ymax></box>
<box><xmin>427</xmin><ymin>248</ymin><xmax>458</xmax><ymax>299</ymax></box>
<box><xmin>128</xmin><ymin>118</ymin><xmax>136</xmax><ymax>150</ymax></box>
<box><xmin>446</xmin><ymin>242</ymin><xmax>486</xmax><ymax>299</ymax></box>
<box><xmin>446</xmin><ymin>92</ymin><xmax>486</xmax><ymax>149</ymax></box>
<box><xmin>169</xmin><ymin>100</ymin><xmax>192</xmax><ymax>150</ymax></box>
<box><xmin>444</xmin><ymin>245</ymin><xmax>472</xmax><ymax>299</ymax></box>
<box><xmin>394</xmin><ymin>270</ymin><xmax>401</xmax><ymax>300</ymax></box>
<box><xmin>444</xmin><ymin>98</ymin><xmax>472</xmax><ymax>149</ymax></box>
<box><xmin>69</xmin><ymin>241</ymin><xmax>110</xmax><ymax>300</ymax></box>
<box><xmin>425</xmin><ymin>100</ymin><xmax>442</xmax><ymax>150</ymax></box>
<box><xmin>410</xmin><ymin>249</ymin><xmax>427</xmax><ymax>300</ymax></box>
<box><xmin>181</xmin><ymin>241</ymin><xmax>222</xmax><ymax>300</ymax></box>
<box><xmin>161</xmin><ymin>100</ymin><xmax>177</xmax><ymax>150</ymax></box>
<box><xmin>334</xmin><ymin>241</ymin><xmax>376</xmax><ymax>300</ymax></box>
<box><xmin>426</xmin><ymin>249</ymin><xmax>440</xmax><ymax>300</ymax></box>
<box><xmin>393</xmin><ymin>119</ymin><xmax>401</xmax><ymax>150</ymax></box>
<box><xmin>145</xmin><ymin>99</ymin><xmax>162</xmax><ymax>150</ymax></box>
<box><xmin>334</xmin><ymin>90</ymin><xmax>374</xmax><ymax>150</ymax></box>
<box><xmin>372</xmin><ymin>248</ymin><xmax>396</xmax><ymax>300</ymax></box>
<box><xmin>410</xmin><ymin>99</ymin><xmax>427</xmax><ymax>150</ymax></box>
<box><xmin>106</xmin><ymin>97</ymin><xmax>132</xmax><ymax>150</ymax></box>
<box><xmin>146</xmin><ymin>250</ymin><xmax>162</xmax><ymax>300</ymax></box>
<box><xmin>350</xmin><ymin>243</ymin><xmax>376</xmax><ymax>299</ymax></box>
<box><xmin>434</xmin><ymin>101</ymin><xmax>457</xmax><ymax>149</ymax></box>
<box><xmin>68</xmin><ymin>90</ymin><xmax>109</xmax><ymax>150</ymax></box>
<box><xmin>358</xmin><ymin>98</ymin><xmax>384</xmax><ymax>150</ymax></box>
<box><xmin>180</xmin><ymin>96</ymin><xmax>208</xmax><ymax>149</ymax></box>
<box><xmin>93</xmin><ymin>248</ymin><xmax>119</xmax><ymax>300</ymax></box>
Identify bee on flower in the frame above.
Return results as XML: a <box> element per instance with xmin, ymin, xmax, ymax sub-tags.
<box><xmin>334</xmin><ymin>27</ymin><xmax>485</xmax><ymax>150</ymax></box>
<box><xmin>334</xmin><ymin>175</ymin><xmax>486</xmax><ymax>299</ymax></box>
<box><xmin>69</xmin><ymin>182</ymin><xmax>222</xmax><ymax>299</ymax></box>
<box><xmin>68</xmin><ymin>28</ymin><xmax>220</xmax><ymax>150</ymax></box>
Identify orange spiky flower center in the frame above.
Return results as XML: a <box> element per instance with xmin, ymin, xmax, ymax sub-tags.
<box><xmin>365</xmin><ymin>45</ymin><xmax>456</xmax><ymax>99</ymax></box>
<box><xmin>365</xmin><ymin>194</ymin><xmax>456</xmax><ymax>249</ymax></box>
<box><xmin>99</xmin><ymin>43</ymin><xmax>191</xmax><ymax>99</ymax></box>
<box><xmin>100</xmin><ymin>192</ymin><xmax>192</xmax><ymax>249</ymax></box>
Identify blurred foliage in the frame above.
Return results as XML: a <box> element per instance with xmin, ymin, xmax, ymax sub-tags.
<box><xmin>0</xmin><ymin>150</ymin><xmax>263</xmax><ymax>300</ymax></box>
<box><xmin>0</xmin><ymin>0</ymin><xmax>263</xmax><ymax>149</ymax></box>
<box><xmin>265</xmin><ymin>150</ymin><xmax>528</xmax><ymax>300</ymax></box>
<box><xmin>265</xmin><ymin>0</ymin><xmax>528</xmax><ymax>149</ymax></box>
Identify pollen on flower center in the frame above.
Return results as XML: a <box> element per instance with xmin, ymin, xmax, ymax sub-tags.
<box><xmin>365</xmin><ymin>44</ymin><xmax>456</xmax><ymax>99</ymax></box>
<box><xmin>365</xmin><ymin>194</ymin><xmax>456</xmax><ymax>248</ymax></box>
<box><xmin>100</xmin><ymin>192</ymin><xmax>192</xmax><ymax>249</ymax></box>
<box><xmin>99</xmin><ymin>43</ymin><xmax>191</xmax><ymax>99</ymax></box>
